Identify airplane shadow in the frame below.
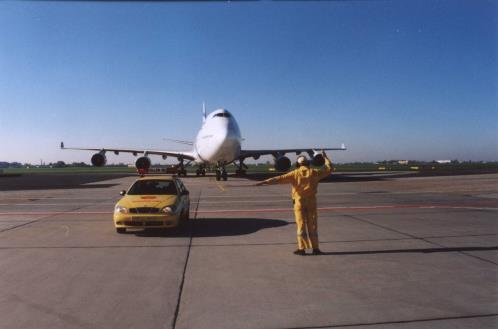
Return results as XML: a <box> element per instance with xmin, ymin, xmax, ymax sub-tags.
<box><xmin>134</xmin><ymin>217</ymin><xmax>289</xmax><ymax>238</ymax></box>
<box><xmin>315</xmin><ymin>246</ymin><xmax>498</xmax><ymax>256</ymax></box>
<box><xmin>0</xmin><ymin>174</ymin><xmax>128</xmax><ymax>191</ymax></box>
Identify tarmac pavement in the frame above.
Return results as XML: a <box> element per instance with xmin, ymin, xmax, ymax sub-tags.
<box><xmin>0</xmin><ymin>173</ymin><xmax>497</xmax><ymax>329</ymax></box>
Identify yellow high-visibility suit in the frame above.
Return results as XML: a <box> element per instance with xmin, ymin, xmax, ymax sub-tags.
<box><xmin>262</xmin><ymin>157</ymin><xmax>332</xmax><ymax>250</ymax></box>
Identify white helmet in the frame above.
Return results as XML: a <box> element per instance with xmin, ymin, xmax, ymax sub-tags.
<box><xmin>297</xmin><ymin>156</ymin><xmax>309</xmax><ymax>166</ymax></box>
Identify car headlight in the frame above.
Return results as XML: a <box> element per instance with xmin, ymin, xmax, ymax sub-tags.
<box><xmin>161</xmin><ymin>205</ymin><xmax>176</xmax><ymax>215</ymax></box>
<box><xmin>115</xmin><ymin>205</ymin><xmax>128</xmax><ymax>214</ymax></box>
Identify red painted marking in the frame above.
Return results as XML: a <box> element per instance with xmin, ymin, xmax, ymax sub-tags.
<box><xmin>0</xmin><ymin>202</ymin><xmax>496</xmax><ymax>216</ymax></box>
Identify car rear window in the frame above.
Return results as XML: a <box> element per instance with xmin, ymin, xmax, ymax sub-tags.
<box><xmin>127</xmin><ymin>180</ymin><xmax>178</xmax><ymax>195</ymax></box>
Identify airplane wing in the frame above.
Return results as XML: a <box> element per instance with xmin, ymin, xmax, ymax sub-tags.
<box><xmin>162</xmin><ymin>138</ymin><xmax>194</xmax><ymax>146</ymax></box>
<box><xmin>240</xmin><ymin>144</ymin><xmax>346</xmax><ymax>160</ymax></box>
<box><xmin>60</xmin><ymin>142</ymin><xmax>196</xmax><ymax>161</ymax></box>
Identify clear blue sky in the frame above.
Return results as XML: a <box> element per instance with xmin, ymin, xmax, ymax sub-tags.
<box><xmin>1</xmin><ymin>0</ymin><xmax>496</xmax><ymax>164</ymax></box>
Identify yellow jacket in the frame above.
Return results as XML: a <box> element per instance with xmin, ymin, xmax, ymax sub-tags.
<box><xmin>263</xmin><ymin>157</ymin><xmax>332</xmax><ymax>200</ymax></box>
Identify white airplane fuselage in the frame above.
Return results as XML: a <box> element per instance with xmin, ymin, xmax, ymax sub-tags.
<box><xmin>193</xmin><ymin>109</ymin><xmax>242</xmax><ymax>165</ymax></box>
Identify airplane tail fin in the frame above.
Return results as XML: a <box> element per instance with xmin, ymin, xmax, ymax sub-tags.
<box><xmin>202</xmin><ymin>102</ymin><xmax>207</xmax><ymax>123</ymax></box>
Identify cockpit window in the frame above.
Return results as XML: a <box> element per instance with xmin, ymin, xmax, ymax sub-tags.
<box><xmin>128</xmin><ymin>180</ymin><xmax>178</xmax><ymax>195</ymax></box>
<box><xmin>214</xmin><ymin>112</ymin><xmax>231</xmax><ymax>118</ymax></box>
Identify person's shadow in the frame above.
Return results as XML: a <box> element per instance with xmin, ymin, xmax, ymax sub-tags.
<box><xmin>134</xmin><ymin>217</ymin><xmax>288</xmax><ymax>237</ymax></box>
<box><xmin>313</xmin><ymin>246</ymin><xmax>498</xmax><ymax>256</ymax></box>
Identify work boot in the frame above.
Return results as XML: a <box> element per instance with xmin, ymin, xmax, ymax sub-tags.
<box><xmin>312</xmin><ymin>248</ymin><xmax>322</xmax><ymax>255</ymax></box>
<box><xmin>293</xmin><ymin>249</ymin><xmax>306</xmax><ymax>256</ymax></box>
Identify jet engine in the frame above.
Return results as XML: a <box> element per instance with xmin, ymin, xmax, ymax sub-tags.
<box><xmin>91</xmin><ymin>153</ymin><xmax>107</xmax><ymax>167</ymax></box>
<box><xmin>135</xmin><ymin>156</ymin><xmax>151</xmax><ymax>171</ymax></box>
<box><xmin>274</xmin><ymin>156</ymin><xmax>291</xmax><ymax>172</ymax></box>
<box><xmin>311</xmin><ymin>152</ymin><xmax>325</xmax><ymax>167</ymax></box>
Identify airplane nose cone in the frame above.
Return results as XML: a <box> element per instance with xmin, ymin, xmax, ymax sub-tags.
<box><xmin>195</xmin><ymin>111</ymin><xmax>241</xmax><ymax>163</ymax></box>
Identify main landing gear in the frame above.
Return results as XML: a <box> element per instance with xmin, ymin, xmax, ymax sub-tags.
<box><xmin>215</xmin><ymin>162</ymin><xmax>228</xmax><ymax>181</ymax></box>
<box><xmin>235</xmin><ymin>158</ymin><xmax>248</xmax><ymax>176</ymax></box>
<box><xmin>177</xmin><ymin>158</ymin><xmax>187</xmax><ymax>177</ymax></box>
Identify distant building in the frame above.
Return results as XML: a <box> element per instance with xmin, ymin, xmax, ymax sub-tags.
<box><xmin>385</xmin><ymin>160</ymin><xmax>409</xmax><ymax>165</ymax></box>
<box><xmin>436</xmin><ymin>160</ymin><xmax>451</xmax><ymax>164</ymax></box>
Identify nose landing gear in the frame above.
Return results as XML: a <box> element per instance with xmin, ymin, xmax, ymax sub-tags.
<box><xmin>196</xmin><ymin>165</ymin><xmax>207</xmax><ymax>177</ymax></box>
<box><xmin>216</xmin><ymin>162</ymin><xmax>228</xmax><ymax>181</ymax></box>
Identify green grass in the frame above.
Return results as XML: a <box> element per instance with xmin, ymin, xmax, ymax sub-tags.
<box><xmin>2</xmin><ymin>167</ymin><xmax>136</xmax><ymax>174</ymax></box>
<box><xmin>2</xmin><ymin>162</ymin><xmax>497</xmax><ymax>175</ymax></box>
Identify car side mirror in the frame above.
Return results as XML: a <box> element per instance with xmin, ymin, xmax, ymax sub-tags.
<box><xmin>119</xmin><ymin>190</ymin><xmax>126</xmax><ymax>196</ymax></box>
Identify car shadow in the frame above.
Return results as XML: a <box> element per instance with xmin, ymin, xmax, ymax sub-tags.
<box><xmin>133</xmin><ymin>217</ymin><xmax>289</xmax><ymax>238</ymax></box>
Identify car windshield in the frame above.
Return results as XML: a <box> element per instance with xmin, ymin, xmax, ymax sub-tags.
<box><xmin>127</xmin><ymin>180</ymin><xmax>178</xmax><ymax>195</ymax></box>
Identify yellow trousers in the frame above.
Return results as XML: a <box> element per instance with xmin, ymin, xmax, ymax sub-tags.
<box><xmin>293</xmin><ymin>197</ymin><xmax>319</xmax><ymax>250</ymax></box>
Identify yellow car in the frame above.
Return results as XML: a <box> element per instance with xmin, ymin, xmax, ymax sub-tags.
<box><xmin>113</xmin><ymin>175</ymin><xmax>190</xmax><ymax>234</ymax></box>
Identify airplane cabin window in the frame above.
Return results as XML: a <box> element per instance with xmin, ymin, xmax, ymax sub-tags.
<box><xmin>215</xmin><ymin>113</ymin><xmax>231</xmax><ymax>118</ymax></box>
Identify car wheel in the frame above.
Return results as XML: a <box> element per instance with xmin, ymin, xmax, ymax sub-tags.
<box><xmin>116</xmin><ymin>228</ymin><xmax>126</xmax><ymax>234</ymax></box>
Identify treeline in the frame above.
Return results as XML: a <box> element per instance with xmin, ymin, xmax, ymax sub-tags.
<box><xmin>0</xmin><ymin>161</ymin><xmax>129</xmax><ymax>168</ymax></box>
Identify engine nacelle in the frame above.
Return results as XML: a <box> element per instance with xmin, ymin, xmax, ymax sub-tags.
<box><xmin>91</xmin><ymin>153</ymin><xmax>107</xmax><ymax>167</ymax></box>
<box><xmin>135</xmin><ymin>156</ymin><xmax>151</xmax><ymax>171</ymax></box>
<box><xmin>274</xmin><ymin>156</ymin><xmax>291</xmax><ymax>172</ymax></box>
<box><xmin>312</xmin><ymin>152</ymin><xmax>325</xmax><ymax>167</ymax></box>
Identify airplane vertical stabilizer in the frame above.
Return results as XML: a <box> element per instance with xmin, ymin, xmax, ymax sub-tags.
<box><xmin>202</xmin><ymin>102</ymin><xmax>207</xmax><ymax>123</ymax></box>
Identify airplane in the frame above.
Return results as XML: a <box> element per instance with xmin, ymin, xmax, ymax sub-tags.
<box><xmin>61</xmin><ymin>105</ymin><xmax>346</xmax><ymax>181</ymax></box>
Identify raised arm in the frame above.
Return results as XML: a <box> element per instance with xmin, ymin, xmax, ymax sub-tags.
<box><xmin>255</xmin><ymin>171</ymin><xmax>295</xmax><ymax>186</ymax></box>
<box><xmin>317</xmin><ymin>151</ymin><xmax>333</xmax><ymax>180</ymax></box>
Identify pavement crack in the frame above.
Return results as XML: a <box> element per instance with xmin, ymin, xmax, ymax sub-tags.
<box><xmin>171</xmin><ymin>189</ymin><xmax>202</xmax><ymax>329</ymax></box>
